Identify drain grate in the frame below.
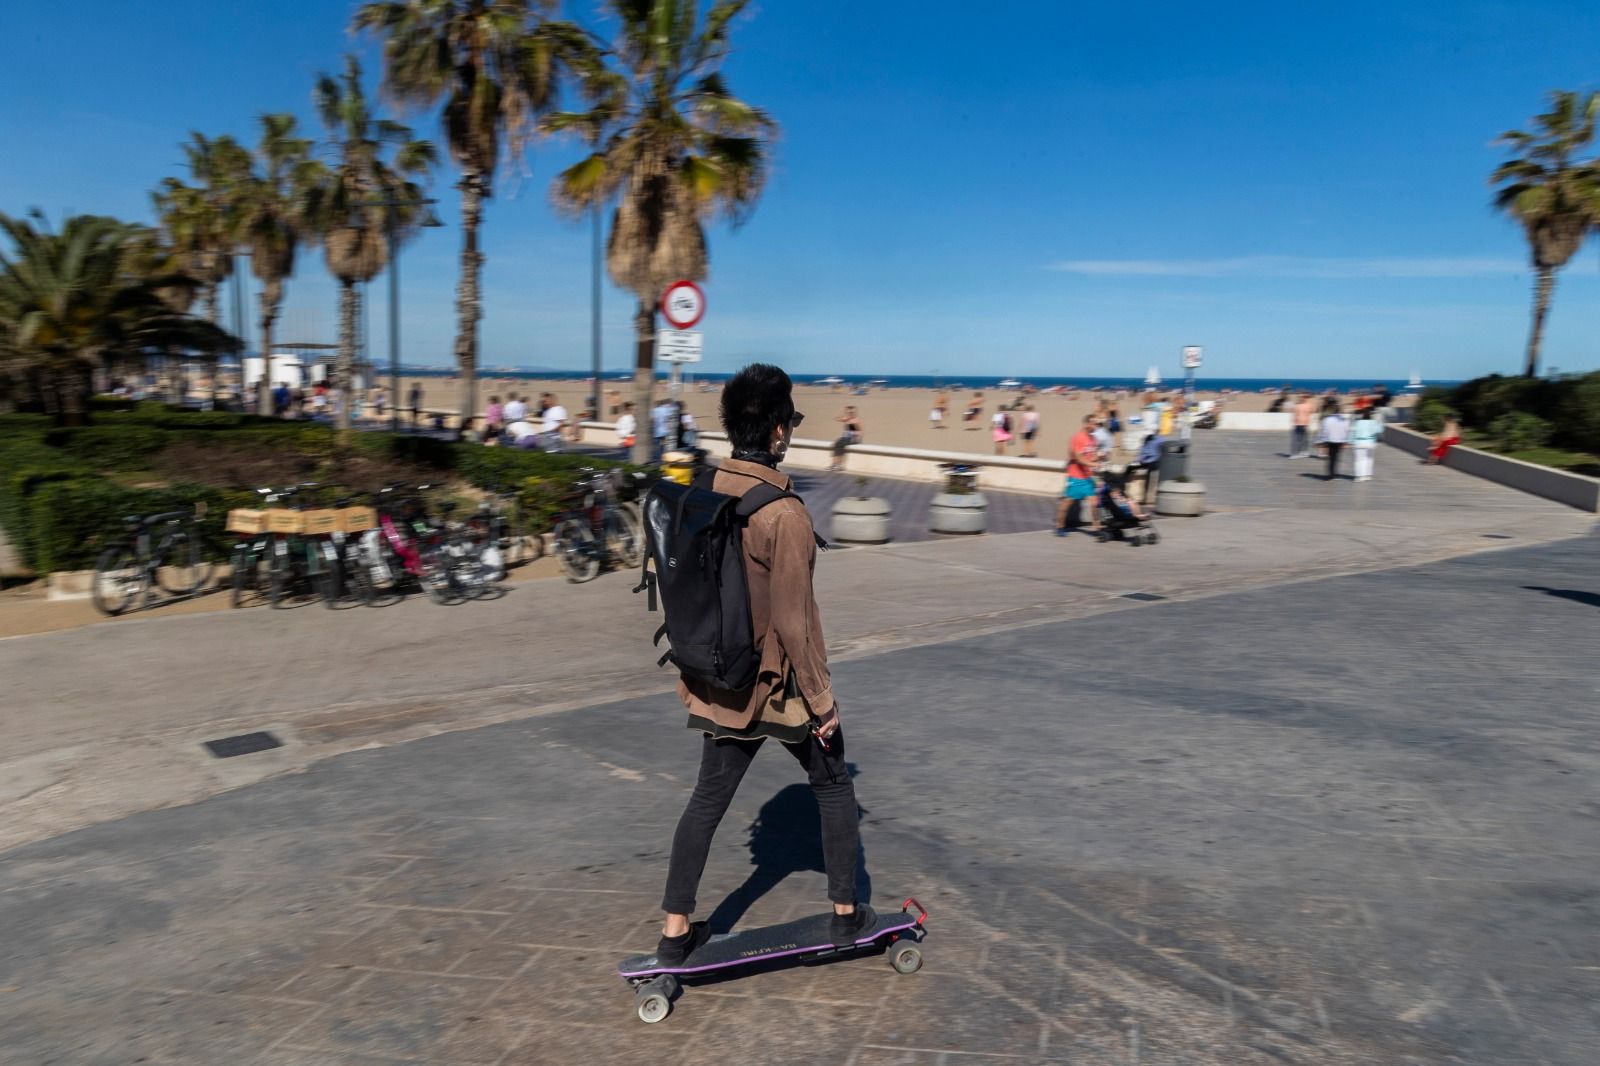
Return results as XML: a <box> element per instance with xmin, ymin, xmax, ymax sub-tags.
<box><xmin>203</xmin><ymin>731</ymin><xmax>283</xmax><ymax>759</ymax></box>
<box><xmin>1122</xmin><ymin>592</ymin><xmax>1166</xmax><ymax>602</ymax></box>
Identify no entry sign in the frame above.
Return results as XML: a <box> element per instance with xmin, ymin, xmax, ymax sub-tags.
<box><xmin>660</xmin><ymin>280</ymin><xmax>705</xmax><ymax>329</ymax></box>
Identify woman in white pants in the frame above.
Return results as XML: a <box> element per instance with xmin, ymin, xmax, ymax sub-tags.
<box><xmin>1350</xmin><ymin>408</ymin><xmax>1382</xmax><ymax>481</ymax></box>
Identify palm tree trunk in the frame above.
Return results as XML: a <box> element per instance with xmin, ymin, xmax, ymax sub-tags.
<box><xmin>203</xmin><ymin>281</ymin><xmax>220</xmax><ymax>326</ymax></box>
<box><xmin>258</xmin><ymin>279</ymin><xmax>281</xmax><ymax>417</ymax></box>
<box><xmin>455</xmin><ymin>172</ymin><xmax>486</xmax><ymax>433</ymax></box>
<box><xmin>1524</xmin><ymin>267</ymin><xmax>1556</xmax><ymax>378</ymax></box>
<box><xmin>631</xmin><ymin>300</ymin><xmax>656</xmax><ymax>464</ymax></box>
<box><xmin>338</xmin><ymin>280</ymin><xmax>358</xmax><ymax>431</ymax></box>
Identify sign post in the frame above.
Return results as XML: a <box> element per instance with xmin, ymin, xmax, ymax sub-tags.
<box><xmin>660</xmin><ymin>281</ymin><xmax>706</xmax><ymax>399</ymax></box>
<box><xmin>1180</xmin><ymin>345</ymin><xmax>1202</xmax><ymax>440</ymax></box>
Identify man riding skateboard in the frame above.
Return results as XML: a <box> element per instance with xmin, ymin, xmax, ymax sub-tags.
<box><xmin>655</xmin><ymin>363</ymin><xmax>871</xmax><ymax>965</ymax></box>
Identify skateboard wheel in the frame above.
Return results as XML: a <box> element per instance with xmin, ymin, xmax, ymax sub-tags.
<box><xmin>636</xmin><ymin>990</ymin><xmax>671</xmax><ymax>1024</ymax></box>
<box><xmin>890</xmin><ymin>944</ymin><xmax>923</xmax><ymax>975</ymax></box>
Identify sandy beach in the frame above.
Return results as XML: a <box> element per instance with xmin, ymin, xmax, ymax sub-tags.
<box><xmin>399</xmin><ymin>375</ymin><xmax>1397</xmax><ymax>460</ymax></box>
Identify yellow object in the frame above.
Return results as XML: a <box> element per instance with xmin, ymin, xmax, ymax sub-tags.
<box><xmin>662</xmin><ymin>451</ymin><xmax>695</xmax><ymax>486</ymax></box>
<box><xmin>225</xmin><ymin>509</ymin><xmax>268</xmax><ymax>534</ymax></box>
<box><xmin>265</xmin><ymin>509</ymin><xmax>305</xmax><ymax>534</ymax></box>
<box><xmin>301</xmin><ymin>510</ymin><xmax>340</xmax><ymax>535</ymax></box>
<box><xmin>337</xmin><ymin>506</ymin><xmax>377</xmax><ymax>533</ymax></box>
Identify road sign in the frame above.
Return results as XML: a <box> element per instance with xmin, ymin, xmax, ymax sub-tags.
<box><xmin>1181</xmin><ymin>345</ymin><xmax>1203</xmax><ymax>369</ymax></box>
<box><xmin>657</xmin><ymin>328</ymin><xmax>702</xmax><ymax>363</ymax></box>
<box><xmin>661</xmin><ymin>280</ymin><xmax>705</xmax><ymax>329</ymax></box>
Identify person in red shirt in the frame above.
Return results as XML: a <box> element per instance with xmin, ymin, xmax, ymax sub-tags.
<box><xmin>1055</xmin><ymin>413</ymin><xmax>1102</xmax><ymax>535</ymax></box>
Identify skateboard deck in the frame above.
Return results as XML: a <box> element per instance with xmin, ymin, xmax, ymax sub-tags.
<box><xmin>619</xmin><ymin>898</ymin><xmax>927</xmax><ymax>980</ymax></box>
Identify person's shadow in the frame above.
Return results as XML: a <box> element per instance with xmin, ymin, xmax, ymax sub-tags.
<box><xmin>1523</xmin><ymin>585</ymin><xmax>1600</xmax><ymax>609</ymax></box>
<box><xmin>706</xmin><ymin>763</ymin><xmax>873</xmax><ymax>933</ymax></box>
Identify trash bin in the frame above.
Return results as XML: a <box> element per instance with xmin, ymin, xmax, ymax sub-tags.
<box><xmin>1158</xmin><ymin>439</ymin><xmax>1190</xmax><ymax>482</ymax></box>
<box><xmin>661</xmin><ymin>450</ymin><xmax>696</xmax><ymax>486</ymax></box>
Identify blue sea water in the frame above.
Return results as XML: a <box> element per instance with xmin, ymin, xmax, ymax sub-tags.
<box><xmin>409</xmin><ymin>367</ymin><xmax>1441</xmax><ymax>393</ymax></box>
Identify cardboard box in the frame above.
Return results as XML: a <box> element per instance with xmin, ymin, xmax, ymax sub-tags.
<box><xmin>337</xmin><ymin>506</ymin><xmax>377</xmax><ymax>533</ymax></box>
<box><xmin>301</xmin><ymin>509</ymin><xmax>340</xmax><ymax>535</ymax></box>
<box><xmin>225</xmin><ymin>509</ymin><xmax>269</xmax><ymax>534</ymax></box>
<box><xmin>265</xmin><ymin>509</ymin><xmax>305</xmax><ymax>534</ymax></box>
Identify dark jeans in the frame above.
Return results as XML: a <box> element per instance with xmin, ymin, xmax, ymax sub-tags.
<box><xmin>662</xmin><ymin>730</ymin><xmax>859</xmax><ymax>915</ymax></box>
<box><xmin>1290</xmin><ymin>424</ymin><xmax>1308</xmax><ymax>455</ymax></box>
<box><xmin>1325</xmin><ymin>441</ymin><xmax>1344</xmax><ymax>479</ymax></box>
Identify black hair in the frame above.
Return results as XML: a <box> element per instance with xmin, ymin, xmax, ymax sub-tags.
<box><xmin>721</xmin><ymin>363</ymin><xmax>794</xmax><ymax>453</ymax></box>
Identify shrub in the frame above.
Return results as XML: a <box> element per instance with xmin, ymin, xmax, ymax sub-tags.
<box><xmin>1412</xmin><ymin>396</ymin><xmax>1456</xmax><ymax>433</ymax></box>
<box><xmin>43</xmin><ymin>425</ymin><xmax>174</xmax><ymax>470</ymax></box>
<box><xmin>1487</xmin><ymin>412</ymin><xmax>1554</xmax><ymax>452</ymax></box>
<box><xmin>27</xmin><ymin>480</ymin><xmax>255</xmax><ymax>572</ymax></box>
<box><xmin>1554</xmin><ymin>373</ymin><xmax>1600</xmax><ymax>454</ymax></box>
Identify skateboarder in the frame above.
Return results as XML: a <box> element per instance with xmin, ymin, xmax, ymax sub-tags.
<box><xmin>655</xmin><ymin>363</ymin><xmax>872</xmax><ymax>965</ymax></box>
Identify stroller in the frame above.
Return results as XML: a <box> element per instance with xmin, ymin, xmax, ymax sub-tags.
<box><xmin>1095</xmin><ymin>470</ymin><xmax>1160</xmax><ymax>546</ymax></box>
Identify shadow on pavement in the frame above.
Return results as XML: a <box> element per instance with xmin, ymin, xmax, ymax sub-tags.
<box><xmin>1522</xmin><ymin>584</ymin><xmax>1600</xmax><ymax>609</ymax></box>
<box><xmin>706</xmin><ymin>763</ymin><xmax>873</xmax><ymax>934</ymax></box>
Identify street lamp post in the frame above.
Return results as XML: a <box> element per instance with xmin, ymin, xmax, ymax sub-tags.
<box><xmin>354</xmin><ymin>196</ymin><xmax>440</xmax><ymax>433</ymax></box>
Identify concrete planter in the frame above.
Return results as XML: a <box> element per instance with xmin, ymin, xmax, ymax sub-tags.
<box><xmin>929</xmin><ymin>492</ymin><xmax>988</xmax><ymax>534</ymax></box>
<box><xmin>831</xmin><ymin>496</ymin><xmax>892</xmax><ymax>544</ymax></box>
<box><xmin>1155</xmin><ymin>480</ymin><xmax>1206</xmax><ymax>516</ymax></box>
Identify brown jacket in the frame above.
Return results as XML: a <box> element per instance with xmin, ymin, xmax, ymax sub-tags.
<box><xmin>679</xmin><ymin>458</ymin><xmax>834</xmax><ymax>739</ymax></box>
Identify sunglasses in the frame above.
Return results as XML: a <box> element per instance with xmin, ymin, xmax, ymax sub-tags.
<box><xmin>789</xmin><ymin>411</ymin><xmax>806</xmax><ymax>428</ymax></box>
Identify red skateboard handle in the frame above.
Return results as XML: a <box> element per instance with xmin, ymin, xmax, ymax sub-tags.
<box><xmin>903</xmin><ymin>898</ymin><xmax>927</xmax><ymax>925</ymax></box>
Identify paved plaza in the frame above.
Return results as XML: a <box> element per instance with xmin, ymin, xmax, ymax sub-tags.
<box><xmin>2</xmin><ymin>436</ymin><xmax>1596</xmax><ymax>1064</ymax></box>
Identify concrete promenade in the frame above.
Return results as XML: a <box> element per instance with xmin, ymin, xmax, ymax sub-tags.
<box><xmin>2</xmin><ymin>434</ymin><xmax>1596</xmax><ymax>1063</ymax></box>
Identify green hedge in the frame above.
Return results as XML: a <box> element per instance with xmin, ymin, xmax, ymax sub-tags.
<box><xmin>1439</xmin><ymin>371</ymin><xmax>1600</xmax><ymax>455</ymax></box>
<box><xmin>26</xmin><ymin>481</ymin><xmax>257</xmax><ymax>573</ymax></box>
<box><xmin>0</xmin><ymin>408</ymin><xmax>629</xmax><ymax>572</ymax></box>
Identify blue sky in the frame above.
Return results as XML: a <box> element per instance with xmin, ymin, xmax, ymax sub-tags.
<box><xmin>4</xmin><ymin>0</ymin><xmax>1600</xmax><ymax>380</ymax></box>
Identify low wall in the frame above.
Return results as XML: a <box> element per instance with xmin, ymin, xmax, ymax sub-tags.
<box><xmin>1383</xmin><ymin>425</ymin><xmax>1600</xmax><ymax>512</ymax></box>
<box><xmin>579</xmin><ymin>423</ymin><xmax>1066</xmax><ymax>495</ymax></box>
<box><xmin>1219</xmin><ymin>411</ymin><xmax>1292</xmax><ymax>432</ymax></box>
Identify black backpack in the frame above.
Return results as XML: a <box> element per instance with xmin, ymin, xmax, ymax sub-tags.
<box><xmin>634</xmin><ymin>468</ymin><xmax>819</xmax><ymax>692</ymax></box>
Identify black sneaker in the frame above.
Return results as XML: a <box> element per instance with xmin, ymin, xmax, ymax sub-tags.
<box><xmin>828</xmin><ymin>904</ymin><xmax>876</xmax><ymax>947</ymax></box>
<box><xmin>654</xmin><ymin>922</ymin><xmax>711</xmax><ymax>967</ymax></box>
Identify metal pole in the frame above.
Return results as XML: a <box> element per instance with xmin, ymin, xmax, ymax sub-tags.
<box><xmin>388</xmin><ymin>206</ymin><xmax>401</xmax><ymax>434</ymax></box>
<box><xmin>590</xmin><ymin>201</ymin><xmax>602</xmax><ymax>421</ymax></box>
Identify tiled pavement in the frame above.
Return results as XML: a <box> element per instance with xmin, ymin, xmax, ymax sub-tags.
<box><xmin>3</xmin><ymin>533</ymin><xmax>1598</xmax><ymax>1063</ymax></box>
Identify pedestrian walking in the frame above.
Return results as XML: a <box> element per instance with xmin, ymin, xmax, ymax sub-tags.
<box><xmin>408</xmin><ymin>382</ymin><xmax>423</xmax><ymax>426</ymax></box>
<box><xmin>963</xmin><ymin>391</ymin><xmax>984</xmax><ymax>430</ymax></box>
<box><xmin>652</xmin><ymin>398</ymin><xmax>677</xmax><ymax>458</ymax></box>
<box><xmin>485</xmin><ymin>395</ymin><xmax>504</xmax><ymax>432</ymax></box>
<box><xmin>1290</xmin><ymin>391</ymin><xmax>1314</xmax><ymax>457</ymax></box>
<box><xmin>649</xmin><ymin>363</ymin><xmax>868</xmax><ymax>965</ymax></box>
<box><xmin>503</xmin><ymin>394</ymin><xmax>528</xmax><ymax>424</ymax></box>
<box><xmin>1351</xmin><ymin>407</ymin><xmax>1382</xmax><ymax>481</ymax></box>
<box><xmin>930</xmin><ymin>390</ymin><xmax>948</xmax><ymax>429</ymax></box>
<box><xmin>1020</xmin><ymin>404</ymin><xmax>1040</xmax><ymax>457</ymax></box>
<box><xmin>1056</xmin><ymin>413</ymin><xmax>1102</xmax><ymax>535</ymax></box>
<box><xmin>832</xmin><ymin>405</ymin><xmax>862</xmax><ymax>471</ymax></box>
<box><xmin>1320</xmin><ymin>402</ymin><xmax>1350</xmax><ymax>480</ymax></box>
<box><xmin>991</xmin><ymin>408</ymin><xmax>1012</xmax><ymax>454</ymax></box>
<box><xmin>616</xmin><ymin>401</ymin><xmax>638</xmax><ymax>449</ymax></box>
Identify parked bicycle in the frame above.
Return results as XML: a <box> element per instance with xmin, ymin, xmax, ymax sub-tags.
<box><xmin>551</xmin><ymin>467</ymin><xmax>644</xmax><ymax>583</ymax></box>
<box><xmin>92</xmin><ymin>504</ymin><xmax>212</xmax><ymax>616</ymax></box>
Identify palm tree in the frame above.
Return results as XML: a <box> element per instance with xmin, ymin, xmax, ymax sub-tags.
<box><xmin>312</xmin><ymin>56</ymin><xmax>437</xmax><ymax>430</ymax></box>
<box><xmin>152</xmin><ymin>133</ymin><xmax>252</xmax><ymax>325</ymax></box>
<box><xmin>353</xmin><ymin>0</ymin><xmax>589</xmax><ymax>428</ymax></box>
<box><xmin>1491</xmin><ymin>90</ymin><xmax>1600</xmax><ymax>378</ymax></box>
<box><xmin>237</xmin><ymin>114</ymin><xmax>324</xmax><ymax>416</ymax></box>
<box><xmin>0</xmin><ymin>212</ymin><xmax>234</xmax><ymax>424</ymax></box>
<box><xmin>548</xmin><ymin>0</ymin><xmax>776</xmax><ymax>461</ymax></box>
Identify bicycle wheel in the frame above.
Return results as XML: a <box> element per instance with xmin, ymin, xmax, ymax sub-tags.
<box><xmin>155</xmin><ymin>526</ymin><xmax>212</xmax><ymax>595</ymax></box>
<box><xmin>230</xmin><ymin>542</ymin><xmax>260</xmax><ymax>607</ymax></box>
<box><xmin>418</xmin><ymin>545</ymin><xmax>459</xmax><ymax>604</ymax></box>
<box><xmin>552</xmin><ymin>518</ymin><xmax>601</xmax><ymax>583</ymax></box>
<box><xmin>607</xmin><ymin>506</ymin><xmax>645</xmax><ymax>569</ymax></box>
<box><xmin>319</xmin><ymin>543</ymin><xmax>342</xmax><ymax>608</ymax></box>
<box><xmin>92</xmin><ymin>545</ymin><xmax>144</xmax><ymax>616</ymax></box>
<box><xmin>343</xmin><ymin>543</ymin><xmax>376</xmax><ymax>606</ymax></box>
<box><xmin>268</xmin><ymin>540</ymin><xmax>291</xmax><ymax>607</ymax></box>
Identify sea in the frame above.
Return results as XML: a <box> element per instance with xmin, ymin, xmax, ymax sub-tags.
<box><xmin>407</xmin><ymin>368</ymin><xmax>1440</xmax><ymax>394</ymax></box>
